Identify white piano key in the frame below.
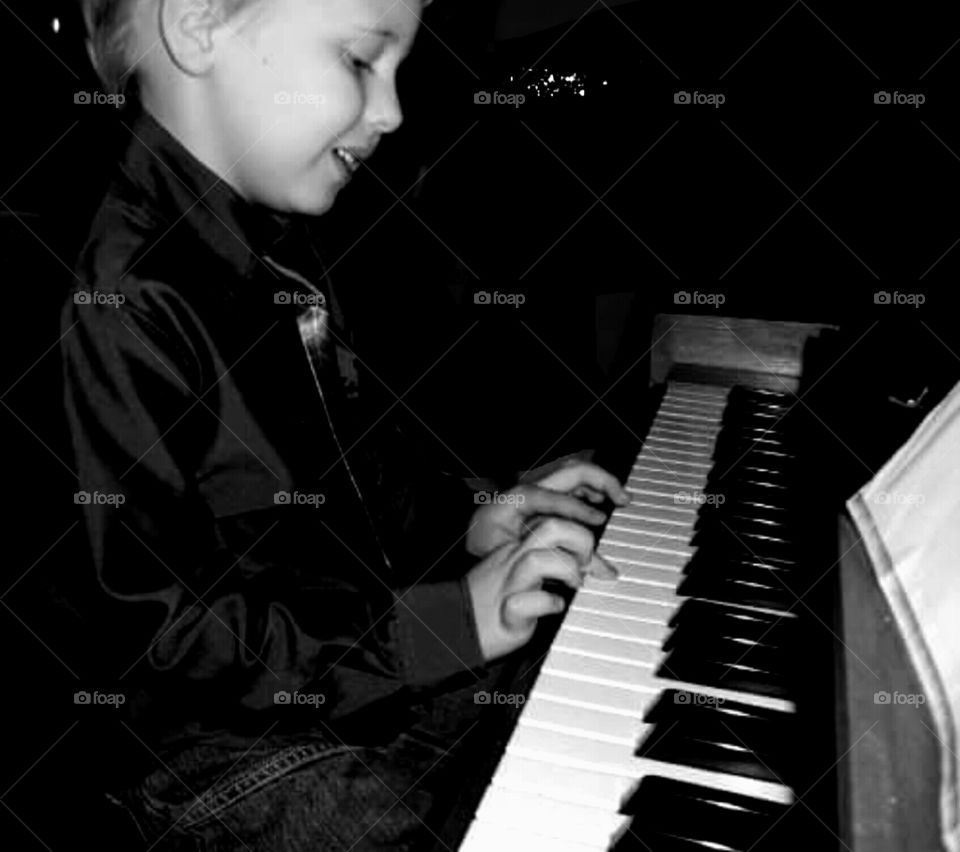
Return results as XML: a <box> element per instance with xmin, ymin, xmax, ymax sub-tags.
<box><xmin>508</xmin><ymin>724</ymin><xmax>793</xmax><ymax>804</ymax></box>
<box><xmin>577</xmin><ymin>579</ymin><xmax>682</xmax><ymax>605</ymax></box>
<box><xmin>646</xmin><ymin>428</ymin><xmax>717</xmax><ymax>448</ymax></box>
<box><xmin>491</xmin><ymin>752</ymin><xmax>639</xmax><ymax>810</ymax></box>
<box><xmin>553</xmin><ymin>630</ymin><xmax>663</xmax><ymax>668</ymax></box>
<box><xmin>541</xmin><ymin>649</ymin><xmax>793</xmax><ymax>713</ymax></box>
<box><xmin>522</xmin><ymin>693</ymin><xmax>646</xmax><ymax>743</ymax></box>
<box><xmin>459</xmin><ymin>818</ymin><xmax>599</xmax><ymax>852</ymax></box>
<box><xmin>600</xmin><ymin>563</ymin><xmax>681</xmax><ymax>588</ymax></box>
<box><xmin>533</xmin><ymin>671</ymin><xmax>656</xmax><ymax>715</ymax></box>
<box><xmin>627</xmin><ymin>475</ymin><xmax>704</xmax><ymax>492</ymax></box>
<box><xmin>654</xmin><ymin>425</ymin><xmax>721</xmax><ymax>438</ymax></box>
<box><xmin>599</xmin><ymin>546</ymin><xmax>689</xmax><ymax>570</ymax></box>
<box><xmin>667</xmin><ymin>392</ymin><xmax>728</xmax><ymax>409</ymax></box>
<box><xmin>626</xmin><ymin>488</ymin><xmax>704</xmax><ymax>506</ymax></box>
<box><xmin>563</xmin><ymin>608</ymin><xmax>670</xmax><ymax>641</ymax></box>
<box><xmin>631</xmin><ymin>461</ymin><xmax>710</xmax><ymax>480</ymax></box>
<box><xmin>656</xmin><ymin>404</ymin><xmax>724</xmax><ymax>424</ymax></box>
<box><xmin>639</xmin><ymin>447</ymin><xmax>714</xmax><ymax>462</ymax></box>
<box><xmin>603</xmin><ymin>521</ymin><xmax>694</xmax><ymax>542</ymax></box>
<box><xmin>616</xmin><ymin>503</ymin><xmax>698</xmax><ymax>523</ymax></box>
<box><xmin>601</xmin><ymin>534</ymin><xmax>692</xmax><ymax>557</ymax></box>
<box><xmin>640</xmin><ymin>441</ymin><xmax>714</xmax><ymax>460</ymax></box>
<box><xmin>606</xmin><ymin>512</ymin><xmax>693</xmax><ymax>531</ymax></box>
<box><xmin>605</xmin><ymin>517</ymin><xmax>693</xmax><ymax>537</ymax></box>
<box><xmin>570</xmin><ymin>595</ymin><xmax>674</xmax><ymax>625</ymax></box>
<box><xmin>655</xmin><ymin>412</ymin><xmax>723</xmax><ymax>429</ymax></box>
<box><xmin>634</xmin><ymin>453</ymin><xmax>713</xmax><ymax>471</ymax></box>
<box><xmin>471</xmin><ymin>786</ymin><xmax>632</xmax><ymax>848</ymax></box>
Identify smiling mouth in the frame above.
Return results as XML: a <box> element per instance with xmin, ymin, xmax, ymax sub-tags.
<box><xmin>333</xmin><ymin>146</ymin><xmax>361</xmax><ymax>175</ymax></box>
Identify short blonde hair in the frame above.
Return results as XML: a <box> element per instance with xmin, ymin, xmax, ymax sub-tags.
<box><xmin>81</xmin><ymin>0</ymin><xmax>433</xmax><ymax>97</ymax></box>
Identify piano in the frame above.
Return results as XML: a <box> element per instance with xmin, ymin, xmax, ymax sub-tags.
<box><xmin>437</xmin><ymin>313</ymin><xmax>949</xmax><ymax>852</ymax></box>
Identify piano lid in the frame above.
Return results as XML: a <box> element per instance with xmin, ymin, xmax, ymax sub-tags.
<box><xmin>847</xmin><ymin>377</ymin><xmax>960</xmax><ymax>852</ymax></box>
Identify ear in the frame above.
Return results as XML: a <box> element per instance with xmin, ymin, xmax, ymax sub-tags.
<box><xmin>159</xmin><ymin>0</ymin><xmax>225</xmax><ymax>77</ymax></box>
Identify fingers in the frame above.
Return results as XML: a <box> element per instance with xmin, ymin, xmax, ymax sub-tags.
<box><xmin>536</xmin><ymin>461</ymin><xmax>629</xmax><ymax>506</ymax></box>
<box><xmin>515</xmin><ymin>517</ymin><xmax>596</xmax><ymax>567</ymax></box>
<box><xmin>586</xmin><ymin>552</ymin><xmax>619</xmax><ymax>581</ymax></box>
<box><xmin>514</xmin><ymin>486</ymin><xmax>607</xmax><ymax>528</ymax></box>
<box><xmin>502</xmin><ymin>589</ymin><xmax>567</xmax><ymax>630</ymax></box>
<box><xmin>511</xmin><ymin>545</ymin><xmax>583</xmax><ymax>592</ymax></box>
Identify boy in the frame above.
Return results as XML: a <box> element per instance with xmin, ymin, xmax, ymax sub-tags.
<box><xmin>64</xmin><ymin>0</ymin><xmax>627</xmax><ymax>848</ymax></box>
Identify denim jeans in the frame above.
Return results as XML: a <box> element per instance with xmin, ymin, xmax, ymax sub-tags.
<box><xmin>110</xmin><ymin>644</ymin><xmax>544</xmax><ymax>851</ymax></box>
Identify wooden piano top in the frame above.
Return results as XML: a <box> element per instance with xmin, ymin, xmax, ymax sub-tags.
<box><xmin>651</xmin><ymin>313</ymin><xmax>839</xmax><ymax>392</ymax></box>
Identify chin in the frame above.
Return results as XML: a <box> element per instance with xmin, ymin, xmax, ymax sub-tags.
<box><xmin>286</xmin><ymin>185</ymin><xmax>339</xmax><ymax>217</ymax></box>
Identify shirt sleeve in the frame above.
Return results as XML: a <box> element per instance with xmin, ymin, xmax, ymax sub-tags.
<box><xmin>60</xmin><ymin>282</ymin><xmax>486</xmax><ymax>725</ymax></box>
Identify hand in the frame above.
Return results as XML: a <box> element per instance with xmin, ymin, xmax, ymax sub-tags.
<box><xmin>466</xmin><ymin>518</ymin><xmax>618</xmax><ymax>661</ymax></box>
<box><xmin>466</xmin><ymin>460</ymin><xmax>630</xmax><ymax>559</ymax></box>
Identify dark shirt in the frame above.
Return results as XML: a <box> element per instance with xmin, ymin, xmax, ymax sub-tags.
<box><xmin>60</xmin><ymin>105</ymin><xmax>485</xmax><ymax>777</ymax></box>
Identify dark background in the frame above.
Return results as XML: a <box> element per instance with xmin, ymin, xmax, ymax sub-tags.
<box><xmin>3</xmin><ymin>1</ymin><xmax>960</xmax><ymax>846</ymax></box>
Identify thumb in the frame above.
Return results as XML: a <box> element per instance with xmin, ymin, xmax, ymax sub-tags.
<box><xmin>502</xmin><ymin>589</ymin><xmax>566</xmax><ymax>631</ymax></box>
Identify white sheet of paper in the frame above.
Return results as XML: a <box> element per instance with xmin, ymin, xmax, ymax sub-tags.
<box><xmin>848</xmin><ymin>379</ymin><xmax>960</xmax><ymax>852</ymax></box>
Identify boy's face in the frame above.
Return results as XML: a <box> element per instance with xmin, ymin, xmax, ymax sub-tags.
<box><xmin>200</xmin><ymin>0</ymin><xmax>422</xmax><ymax>215</ymax></box>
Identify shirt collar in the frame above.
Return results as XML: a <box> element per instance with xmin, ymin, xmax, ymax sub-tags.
<box><xmin>115</xmin><ymin>104</ymin><xmax>316</xmax><ymax>282</ymax></box>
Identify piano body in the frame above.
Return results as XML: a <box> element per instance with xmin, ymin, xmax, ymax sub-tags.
<box><xmin>440</xmin><ymin>313</ymin><xmax>948</xmax><ymax>852</ymax></box>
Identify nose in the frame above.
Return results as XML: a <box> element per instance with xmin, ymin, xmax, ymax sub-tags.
<box><xmin>366</xmin><ymin>74</ymin><xmax>403</xmax><ymax>135</ymax></box>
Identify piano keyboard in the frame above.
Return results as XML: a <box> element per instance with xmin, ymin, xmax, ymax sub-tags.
<box><xmin>460</xmin><ymin>382</ymin><xmax>808</xmax><ymax>852</ymax></box>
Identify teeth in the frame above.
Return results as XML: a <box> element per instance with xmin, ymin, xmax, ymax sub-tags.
<box><xmin>334</xmin><ymin>147</ymin><xmax>359</xmax><ymax>171</ymax></box>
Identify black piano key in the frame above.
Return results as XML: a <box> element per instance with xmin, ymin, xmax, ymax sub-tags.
<box><xmin>668</xmin><ymin>600</ymin><xmax>796</xmax><ymax>643</ymax></box>
<box><xmin>705</xmin><ymin>471</ymin><xmax>797</xmax><ymax>496</ymax></box>
<box><xmin>682</xmin><ymin>552</ymin><xmax>800</xmax><ymax>582</ymax></box>
<box><xmin>616</xmin><ymin>776</ymin><xmax>792</xmax><ymax>852</ymax></box>
<box><xmin>638</xmin><ymin>690</ymin><xmax>794</xmax><ymax>782</ymax></box>
<box><xmin>683</xmin><ymin>555</ymin><xmax>819</xmax><ymax>602</ymax></box>
<box><xmin>691</xmin><ymin>521</ymin><xmax>797</xmax><ymax>550</ymax></box>
<box><xmin>665</xmin><ymin>617</ymin><xmax>795</xmax><ymax>656</ymax></box>
<box><xmin>690</xmin><ymin>529</ymin><xmax>800</xmax><ymax>566</ymax></box>
<box><xmin>663</xmin><ymin>632</ymin><xmax>793</xmax><ymax>676</ymax></box>
<box><xmin>657</xmin><ymin>651</ymin><xmax>790</xmax><ymax>698</ymax></box>
<box><xmin>677</xmin><ymin>571</ymin><xmax>793</xmax><ymax>611</ymax></box>
<box><xmin>708</xmin><ymin>455</ymin><xmax>797</xmax><ymax>475</ymax></box>
<box><xmin>696</xmin><ymin>499</ymin><xmax>795</xmax><ymax>523</ymax></box>
<box><xmin>704</xmin><ymin>478</ymin><xmax>796</xmax><ymax>503</ymax></box>
<box><xmin>694</xmin><ymin>511</ymin><xmax>799</xmax><ymax>541</ymax></box>
<box><xmin>713</xmin><ymin>443</ymin><xmax>797</xmax><ymax>465</ymax></box>
<box><xmin>706</xmin><ymin>472</ymin><xmax>796</xmax><ymax>496</ymax></box>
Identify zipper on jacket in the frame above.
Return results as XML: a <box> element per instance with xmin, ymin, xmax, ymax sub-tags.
<box><xmin>264</xmin><ymin>255</ymin><xmax>395</xmax><ymax>575</ymax></box>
